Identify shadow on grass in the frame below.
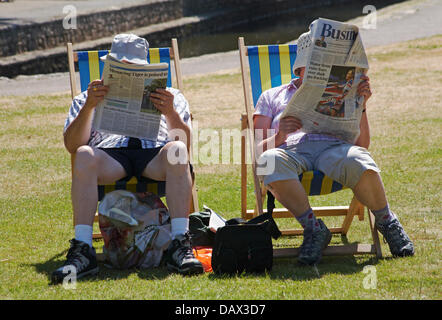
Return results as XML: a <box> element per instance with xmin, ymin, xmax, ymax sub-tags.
<box><xmin>209</xmin><ymin>235</ymin><xmax>381</xmax><ymax>281</ymax></box>
<box><xmin>30</xmin><ymin>246</ymin><xmax>171</xmax><ymax>286</ymax></box>
<box><xmin>208</xmin><ymin>255</ymin><xmax>380</xmax><ymax>281</ymax></box>
<box><xmin>273</xmin><ymin>234</ymin><xmax>381</xmax><ymax>281</ymax></box>
<box><xmin>31</xmin><ymin>235</ymin><xmax>381</xmax><ymax>284</ymax></box>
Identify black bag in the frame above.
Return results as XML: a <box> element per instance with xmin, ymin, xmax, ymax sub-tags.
<box><xmin>211</xmin><ymin>203</ymin><xmax>281</xmax><ymax>274</ymax></box>
<box><xmin>188</xmin><ymin>206</ymin><xmax>217</xmax><ymax>247</ymax></box>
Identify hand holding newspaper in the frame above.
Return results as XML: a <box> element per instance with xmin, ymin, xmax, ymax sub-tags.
<box><xmin>282</xmin><ymin>18</ymin><xmax>369</xmax><ymax>143</ymax></box>
<box><xmin>92</xmin><ymin>56</ymin><xmax>169</xmax><ymax>140</ymax></box>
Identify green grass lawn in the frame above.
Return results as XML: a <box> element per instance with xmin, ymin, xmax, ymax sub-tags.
<box><xmin>0</xmin><ymin>36</ymin><xmax>441</xmax><ymax>299</ymax></box>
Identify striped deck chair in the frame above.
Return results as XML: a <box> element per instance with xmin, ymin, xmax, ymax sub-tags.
<box><xmin>66</xmin><ymin>39</ymin><xmax>199</xmax><ymax>239</ymax></box>
<box><xmin>238</xmin><ymin>37</ymin><xmax>382</xmax><ymax>258</ymax></box>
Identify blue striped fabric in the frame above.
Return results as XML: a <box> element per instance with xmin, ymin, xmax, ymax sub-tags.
<box><xmin>158</xmin><ymin>48</ymin><xmax>172</xmax><ymax>87</ymax></box>
<box><xmin>98</xmin><ymin>178</ymin><xmax>166</xmax><ymax>201</ymax></box>
<box><xmin>331</xmin><ymin>180</ymin><xmax>344</xmax><ymax>193</ymax></box>
<box><xmin>77</xmin><ymin>51</ymin><xmax>93</xmax><ymax>92</ymax></box>
<box><xmin>268</xmin><ymin>45</ymin><xmax>282</xmax><ymax>88</ymax></box>
<box><xmin>77</xmin><ymin>48</ymin><xmax>173</xmax><ymax>92</ymax></box>
<box><xmin>247</xmin><ymin>44</ymin><xmax>297</xmax><ymax>106</ymax></box>
<box><xmin>98</xmin><ymin>50</ymin><xmax>108</xmax><ymax>78</ymax></box>
<box><xmin>247</xmin><ymin>46</ymin><xmax>263</xmax><ymax>107</ymax></box>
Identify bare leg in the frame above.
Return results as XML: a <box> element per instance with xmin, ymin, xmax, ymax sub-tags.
<box><xmin>267</xmin><ymin>178</ymin><xmax>311</xmax><ymax>217</ymax></box>
<box><xmin>72</xmin><ymin>146</ymin><xmax>127</xmax><ymax>226</ymax></box>
<box><xmin>52</xmin><ymin>146</ymin><xmax>127</xmax><ymax>282</ymax></box>
<box><xmin>142</xmin><ymin>141</ymin><xmax>192</xmax><ymax>219</ymax></box>
<box><xmin>144</xmin><ymin>141</ymin><xmax>203</xmax><ymax>274</ymax></box>
<box><xmin>353</xmin><ymin>170</ymin><xmax>414</xmax><ymax>256</ymax></box>
<box><xmin>268</xmin><ymin>178</ymin><xmax>332</xmax><ymax>265</ymax></box>
<box><xmin>352</xmin><ymin>170</ymin><xmax>388</xmax><ymax>211</ymax></box>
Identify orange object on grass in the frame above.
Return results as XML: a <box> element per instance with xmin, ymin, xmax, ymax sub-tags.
<box><xmin>192</xmin><ymin>247</ymin><xmax>213</xmax><ymax>272</ymax></box>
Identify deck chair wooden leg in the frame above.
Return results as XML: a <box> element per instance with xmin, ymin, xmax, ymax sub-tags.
<box><xmin>341</xmin><ymin>211</ymin><xmax>355</xmax><ymax>236</ymax></box>
<box><xmin>239</xmin><ymin>37</ymin><xmax>264</xmax><ymax>217</ymax></box>
<box><xmin>92</xmin><ymin>212</ymin><xmax>102</xmax><ymax>239</ymax></box>
<box><xmin>67</xmin><ymin>43</ymin><xmax>78</xmax><ymax>99</ymax></box>
<box><xmin>368</xmin><ymin>209</ymin><xmax>383</xmax><ymax>258</ymax></box>
<box><xmin>241</xmin><ymin>114</ymin><xmax>248</xmax><ymax>219</ymax></box>
<box><xmin>253</xmin><ymin>182</ymin><xmax>267</xmax><ymax>217</ymax></box>
<box><xmin>342</xmin><ymin>196</ymin><xmax>364</xmax><ymax>235</ymax></box>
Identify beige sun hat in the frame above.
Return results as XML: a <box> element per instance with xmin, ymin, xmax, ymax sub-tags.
<box><xmin>292</xmin><ymin>31</ymin><xmax>312</xmax><ymax>76</ymax></box>
<box><xmin>100</xmin><ymin>34</ymin><xmax>149</xmax><ymax>65</ymax></box>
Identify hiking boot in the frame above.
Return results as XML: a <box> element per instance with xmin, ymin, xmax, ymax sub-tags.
<box><xmin>298</xmin><ymin>219</ymin><xmax>332</xmax><ymax>265</ymax></box>
<box><xmin>376</xmin><ymin>218</ymin><xmax>414</xmax><ymax>257</ymax></box>
<box><xmin>165</xmin><ymin>233</ymin><xmax>204</xmax><ymax>275</ymax></box>
<box><xmin>51</xmin><ymin>239</ymin><xmax>99</xmax><ymax>284</ymax></box>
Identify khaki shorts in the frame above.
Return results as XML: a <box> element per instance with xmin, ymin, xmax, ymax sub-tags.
<box><xmin>258</xmin><ymin>139</ymin><xmax>380</xmax><ymax>189</ymax></box>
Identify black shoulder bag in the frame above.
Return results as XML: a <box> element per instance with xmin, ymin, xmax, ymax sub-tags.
<box><xmin>211</xmin><ymin>191</ymin><xmax>281</xmax><ymax>274</ymax></box>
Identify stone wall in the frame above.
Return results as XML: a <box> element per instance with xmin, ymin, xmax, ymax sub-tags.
<box><xmin>0</xmin><ymin>0</ymin><xmax>184</xmax><ymax>57</ymax></box>
<box><xmin>0</xmin><ymin>0</ymin><xmax>355</xmax><ymax>58</ymax></box>
<box><xmin>0</xmin><ymin>0</ymin><xmax>400</xmax><ymax>77</ymax></box>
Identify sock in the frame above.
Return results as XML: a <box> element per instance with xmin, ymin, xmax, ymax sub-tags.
<box><xmin>74</xmin><ymin>224</ymin><xmax>93</xmax><ymax>248</ymax></box>
<box><xmin>372</xmin><ymin>204</ymin><xmax>396</xmax><ymax>226</ymax></box>
<box><xmin>171</xmin><ymin>218</ymin><xmax>189</xmax><ymax>239</ymax></box>
<box><xmin>296</xmin><ymin>208</ymin><xmax>321</xmax><ymax>232</ymax></box>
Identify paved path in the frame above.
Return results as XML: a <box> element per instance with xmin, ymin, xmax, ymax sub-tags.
<box><xmin>1</xmin><ymin>0</ymin><xmax>441</xmax><ymax>96</ymax></box>
<box><xmin>0</xmin><ymin>0</ymin><xmax>151</xmax><ymax>25</ymax></box>
<box><xmin>180</xmin><ymin>0</ymin><xmax>442</xmax><ymax>75</ymax></box>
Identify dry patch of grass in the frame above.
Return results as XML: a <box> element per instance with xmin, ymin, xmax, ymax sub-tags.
<box><xmin>184</xmin><ymin>70</ymin><xmax>244</xmax><ymax>129</ymax></box>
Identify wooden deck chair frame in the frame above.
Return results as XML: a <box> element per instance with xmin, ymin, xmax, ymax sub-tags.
<box><xmin>238</xmin><ymin>37</ymin><xmax>382</xmax><ymax>258</ymax></box>
<box><xmin>66</xmin><ymin>38</ymin><xmax>199</xmax><ymax>239</ymax></box>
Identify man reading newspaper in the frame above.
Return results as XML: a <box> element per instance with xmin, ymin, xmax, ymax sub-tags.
<box><xmin>254</xmin><ymin>19</ymin><xmax>414</xmax><ymax>265</ymax></box>
<box><xmin>52</xmin><ymin>34</ymin><xmax>203</xmax><ymax>284</ymax></box>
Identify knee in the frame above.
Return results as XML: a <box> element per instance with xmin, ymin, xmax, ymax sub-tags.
<box><xmin>354</xmin><ymin>169</ymin><xmax>382</xmax><ymax>189</ymax></box>
<box><xmin>258</xmin><ymin>148</ymin><xmax>298</xmax><ymax>177</ymax></box>
<box><xmin>163</xmin><ymin>141</ymin><xmax>190</xmax><ymax>174</ymax></box>
<box><xmin>341</xmin><ymin>154</ymin><xmax>379</xmax><ymax>189</ymax></box>
<box><xmin>73</xmin><ymin>145</ymin><xmax>98</xmax><ymax>174</ymax></box>
<box><xmin>258</xmin><ymin>149</ymin><xmax>281</xmax><ymax>175</ymax></box>
<box><xmin>258</xmin><ymin>149</ymin><xmax>281</xmax><ymax>165</ymax></box>
<box><xmin>164</xmin><ymin>140</ymin><xmax>188</xmax><ymax>163</ymax></box>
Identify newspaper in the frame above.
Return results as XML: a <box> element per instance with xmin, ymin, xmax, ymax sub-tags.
<box><xmin>281</xmin><ymin>18</ymin><xmax>369</xmax><ymax>143</ymax></box>
<box><xmin>92</xmin><ymin>56</ymin><xmax>168</xmax><ymax>140</ymax></box>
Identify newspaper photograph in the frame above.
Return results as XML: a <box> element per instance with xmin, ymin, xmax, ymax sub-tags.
<box><xmin>282</xmin><ymin>18</ymin><xmax>369</xmax><ymax>143</ymax></box>
<box><xmin>92</xmin><ymin>56</ymin><xmax>169</xmax><ymax>140</ymax></box>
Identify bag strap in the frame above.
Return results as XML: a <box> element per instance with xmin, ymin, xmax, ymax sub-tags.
<box><xmin>267</xmin><ymin>190</ymin><xmax>276</xmax><ymax>216</ymax></box>
<box><xmin>246</xmin><ymin>191</ymin><xmax>281</xmax><ymax>240</ymax></box>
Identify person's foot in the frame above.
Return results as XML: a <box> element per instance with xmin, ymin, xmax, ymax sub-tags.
<box><xmin>376</xmin><ymin>218</ymin><xmax>414</xmax><ymax>257</ymax></box>
<box><xmin>165</xmin><ymin>233</ymin><xmax>204</xmax><ymax>275</ymax></box>
<box><xmin>51</xmin><ymin>239</ymin><xmax>99</xmax><ymax>284</ymax></box>
<box><xmin>298</xmin><ymin>219</ymin><xmax>332</xmax><ymax>265</ymax></box>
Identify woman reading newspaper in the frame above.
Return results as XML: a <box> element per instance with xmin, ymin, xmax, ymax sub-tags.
<box><xmin>254</xmin><ymin>28</ymin><xmax>414</xmax><ymax>266</ymax></box>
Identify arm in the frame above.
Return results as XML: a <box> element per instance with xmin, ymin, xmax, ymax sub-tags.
<box><xmin>254</xmin><ymin>115</ymin><xmax>302</xmax><ymax>155</ymax></box>
<box><xmin>355</xmin><ymin>110</ymin><xmax>370</xmax><ymax>148</ymax></box>
<box><xmin>354</xmin><ymin>75</ymin><xmax>372</xmax><ymax>149</ymax></box>
<box><xmin>63</xmin><ymin>80</ymin><xmax>109</xmax><ymax>154</ymax></box>
<box><xmin>150</xmin><ymin>88</ymin><xmax>191</xmax><ymax>149</ymax></box>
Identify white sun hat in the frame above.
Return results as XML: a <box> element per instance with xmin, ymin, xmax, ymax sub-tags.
<box><xmin>292</xmin><ymin>31</ymin><xmax>312</xmax><ymax>76</ymax></box>
<box><xmin>100</xmin><ymin>34</ymin><xmax>149</xmax><ymax>65</ymax></box>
